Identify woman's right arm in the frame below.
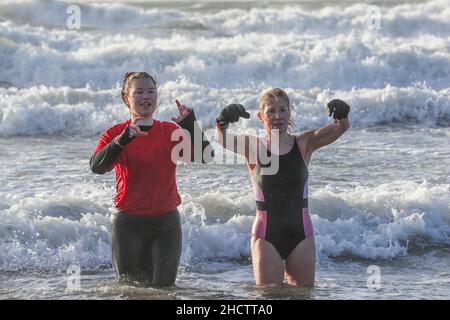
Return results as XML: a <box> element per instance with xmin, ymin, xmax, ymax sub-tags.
<box><xmin>90</xmin><ymin>117</ymin><xmax>147</xmax><ymax>174</ymax></box>
<box><xmin>214</xmin><ymin>126</ymin><xmax>250</xmax><ymax>156</ymax></box>
<box><xmin>90</xmin><ymin>138</ymin><xmax>124</xmax><ymax>174</ymax></box>
<box><xmin>214</xmin><ymin>104</ymin><xmax>256</xmax><ymax>160</ymax></box>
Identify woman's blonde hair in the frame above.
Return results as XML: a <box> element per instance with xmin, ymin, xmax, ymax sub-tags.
<box><xmin>121</xmin><ymin>72</ymin><xmax>156</xmax><ymax>107</ymax></box>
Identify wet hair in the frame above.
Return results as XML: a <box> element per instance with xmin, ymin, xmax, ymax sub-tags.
<box><xmin>121</xmin><ymin>72</ymin><xmax>157</xmax><ymax>107</ymax></box>
<box><xmin>258</xmin><ymin>88</ymin><xmax>295</xmax><ymax>129</ymax></box>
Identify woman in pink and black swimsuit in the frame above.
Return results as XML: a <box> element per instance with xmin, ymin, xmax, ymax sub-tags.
<box><xmin>215</xmin><ymin>88</ymin><xmax>350</xmax><ymax>286</ymax></box>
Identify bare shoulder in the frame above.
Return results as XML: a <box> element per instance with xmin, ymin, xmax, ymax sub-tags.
<box><xmin>296</xmin><ymin>130</ymin><xmax>314</xmax><ymax>149</ymax></box>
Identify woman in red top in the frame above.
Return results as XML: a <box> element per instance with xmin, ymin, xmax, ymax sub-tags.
<box><xmin>90</xmin><ymin>72</ymin><xmax>213</xmax><ymax>287</ymax></box>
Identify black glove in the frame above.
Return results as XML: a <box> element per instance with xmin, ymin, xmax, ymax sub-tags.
<box><xmin>327</xmin><ymin>99</ymin><xmax>350</xmax><ymax>120</ymax></box>
<box><xmin>116</xmin><ymin>125</ymin><xmax>134</xmax><ymax>146</ymax></box>
<box><xmin>216</xmin><ymin>104</ymin><xmax>250</xmax><ymax>129</ymax></box>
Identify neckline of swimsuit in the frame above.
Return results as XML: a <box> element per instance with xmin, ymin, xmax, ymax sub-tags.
<box><xmin>261</xmin><ymin>137</ymin><xmax>297</xmax><ymax>156</ymax></box>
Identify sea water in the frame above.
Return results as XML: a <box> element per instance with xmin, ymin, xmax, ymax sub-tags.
<box><xmin>0</xmin><ymin>0</ymin><xmax>449</xmax><ymax>299</ymax></box>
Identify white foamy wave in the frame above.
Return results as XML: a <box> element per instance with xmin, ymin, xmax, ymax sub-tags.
<box><xmin>0</xmin><ymin>192</ymin><xmax>253</xmax><ymax>271</ymax></box>
<box><xmin>177</xmin><ymin>179</ymin><xmax>450</xmax><ymax>263</ymax></box>
<box><xmin>0</xmin><ymin>0</ymin><xmax>186</xmax><ymax>30</ymax></box>
<box><xmin>0</xmin><ymin>179</ymin><xmax>449</xmax><ymax>271</ymax></box>
<box><xmin>0</xmin><ymin>196</ymin><xmax>112</xmax><ymax>272</ymax></box>
<box><xmin>312</xmin><ymin>85</ymin><xmax>450</xmax><ymax>128</ymax></box>
<box><xmin>180</xmin><ymin>179</ymin><xmax>450</xmax><ymax>263</ymax></box>
<box><xmin>199</xmin><ymin>1</ymin><xmax>450</xmax><ymax>39</ymax></box>
<box><xmin>180</xmin><ymin>199</ymin><xmax>252</xmax><ymax>264</ymax></box>
<box><xmin>0</xmin><ymin>1</ymin><xmax>449</xmax><ymax>90</ymax></box>
<box><xmin>1</xmin><ymin>84</ymin><xmax>449</xmax><ymax>137</ymax></box>
<box><xmin>1</xmin><ymin>27</ymin><xmax>449</xmax><ymax>90</ymax></box>
<box><xmin>0</xmin><ymin>86</ymin><xmax>127</xmax><ymax>136</ymax></box>
<box><xmin>2</xmin><ymin>0</ymin><xmax>449</xmax><ymax>36</ymax></box>
<box><xmin>312</xmin><ymin>180</ymin><xmax>450</xmax><ymax>259</ymax></box>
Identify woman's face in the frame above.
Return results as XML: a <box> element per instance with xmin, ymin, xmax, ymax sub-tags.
<box><xmin>258</xmin><ymin>98</ymin><xmax>290</xmax><ymax>134</ymax></box>
<box><xmin>124</xmin><ymin>78</ymin><xmax>157</xmax><ymax>118</ymax></box>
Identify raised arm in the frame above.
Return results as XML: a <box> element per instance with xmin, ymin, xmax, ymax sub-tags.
<box><xmin>300</xmin><ymin>99</ymin><xmax>351</xmax><ymax>163</ymax></box>
<box><xmin>215</xmin><ymin>126</ymin><xmax>256</xmax><ymax>158</ymax></box>
<box><xmin>214</xmin><ymin>104</ymin><xmax>255</xmax><ymax>159</ymax></box>
<box><xmin>172</xmin><ymin>100</ymin><xmax>214</xmax><ymax>164</ymax></box>
<box><xmin>90</xmin><ymin>117</ymin><xmax>148</xmax><ymax>174</ymax></box>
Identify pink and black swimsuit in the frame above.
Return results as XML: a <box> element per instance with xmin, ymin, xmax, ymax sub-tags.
<box><xmin>250</xmin><ymin>138</ymin><xmax>314</xmax><ymax>260</ymax></box>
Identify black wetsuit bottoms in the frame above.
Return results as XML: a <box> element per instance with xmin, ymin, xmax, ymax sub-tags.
<box><xmin>111</xmin><ymin>209</ymin><xmax>181</xmax><ymax>288</ymax></box>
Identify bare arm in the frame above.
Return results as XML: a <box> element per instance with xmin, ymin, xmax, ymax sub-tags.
<box><xmin>308</xmin><ymin>118</ymin><xmax>349</xmax><ymax>151</ymax></box>
<box><xmin>214</xmin><ymin>126</ymin><xmax>254</xmax><ymax>159</ymax></box>
<box><xmin>214</xmin><ymin>103</ymin><xmax>254</xmax><ymax>159</ymax></box>
<box><xmin>299</xmin><ymin>118</ymin><xmax>349</xmax><ymax>165</ymax></box>
<box><xmin>305</xmin><ymin>98</ymin><xmax>351</xmax><ymax>153</ymax></box>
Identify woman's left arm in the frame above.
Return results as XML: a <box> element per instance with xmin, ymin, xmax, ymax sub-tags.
<box><xmin>172</xmin><ymin>100</ymin><xmax>214</xmax><ymax>164</ymax></box>
<box><xmin>305</xmin><ymin>118</ymin><xmax>350</xmax><ymax>152</ymax></box>
<box><xmin>301</xmin><ymin>99</ymin><xmax>351</xmax><ymax>157</ymax></box>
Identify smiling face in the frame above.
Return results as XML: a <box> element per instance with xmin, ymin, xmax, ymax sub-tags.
<box><xmin>124</xmin><ymin>77</ymin><xmax>157</xmax><ymax>118</ymax></box>
<box><xmin>258</xmin><ymin>88</ymin><xmax>291</xmax><ymax>134</ymax></box>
